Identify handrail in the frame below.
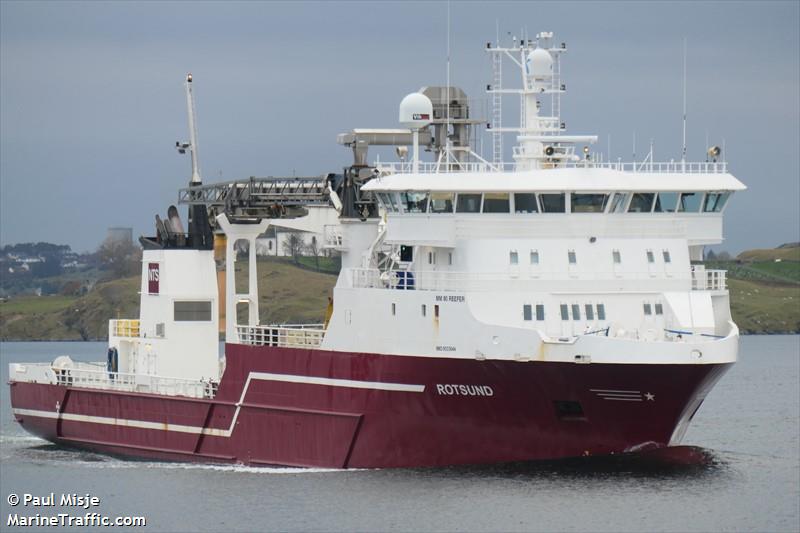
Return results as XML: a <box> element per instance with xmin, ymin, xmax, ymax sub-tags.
<box><xmin>50</xmin><ymin>365</ymin><xmax>216</xmax><ymax>399</ymax></box>
<box><xmin>377</xmin><ymin>160</ymin><xmax>728</xmax><ymax>175</ymax></box>
<box><xmin>236</xmin><ymin>325</ymin><xmax>325</xmax><ymax>348</ymax></box>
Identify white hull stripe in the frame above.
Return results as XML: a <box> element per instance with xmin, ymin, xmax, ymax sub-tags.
<box><xmin>13</xmin><ymin>372</ymin><xmax>425</xmax><ymax>438</ymax></box>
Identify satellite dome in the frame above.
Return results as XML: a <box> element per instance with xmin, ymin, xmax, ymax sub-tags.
<box><xmin>399</xmin><ymin>92</ymin><xmax>433</xmax><ymax>129</ymax></box>
<box><xmin>527</xmin><ymin>48</ymin><xmax>553</xmax><ymax>80</ymax></box>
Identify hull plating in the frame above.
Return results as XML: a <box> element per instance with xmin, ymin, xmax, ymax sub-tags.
<box><xmin>9</xmin><ymin>344</ymin><xmax>731</xmax><ymax>468</ymax></box>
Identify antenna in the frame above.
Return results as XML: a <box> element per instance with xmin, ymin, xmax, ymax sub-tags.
<box><xmin>681</xmin><ymin>37</ymin><xmax>687</xmax><ymax>168</ymax></box>
<box><xmin>632</xmin><ymin>130</ymin><xmax>636</xmax><ymax>161</ymax></box>
<box><xmin>445</xmin><ymin>0</ymin><xmax>451</xmax><ymax>168</ymax></box>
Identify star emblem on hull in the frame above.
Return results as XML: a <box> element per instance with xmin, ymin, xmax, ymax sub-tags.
<box><xmin>644</xmin><ymin>392</ymin><xmax>655</xmax><ymax>401</ymax></box>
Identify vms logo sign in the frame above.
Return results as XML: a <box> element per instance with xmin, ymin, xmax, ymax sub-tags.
<box><xmin>148</xmin><ymin>263</ymin><xmax>159</xmax><ymax>294</ymax></box>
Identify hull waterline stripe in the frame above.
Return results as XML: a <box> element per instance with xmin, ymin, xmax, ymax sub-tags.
<box><xmin>13</xmin><ymin>372</ymin><xmax>425</xmax><ymax>438</ymax></box>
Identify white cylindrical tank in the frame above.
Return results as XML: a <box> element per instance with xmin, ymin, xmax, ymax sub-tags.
<box><xmin>399</xmin><ymin>93</ymin><xmax>433</xmax><ymax>130</ymax></box>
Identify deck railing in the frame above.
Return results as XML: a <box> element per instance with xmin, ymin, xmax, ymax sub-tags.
<box><xmin>111</xmin><ymin>319</ymin><xmax>140</xmax><ymax>338</ymax></box>
<box><xmin>376</xmin><ymin>160</ymin><xmax>728</xmax><ymax>175</ymax></box>
<box><xmin>691</xmin><ymin>269</ymin><xmax>727</xmax><ymax>291</ymax></box>
<box><xmin>349</xmin><ymin>268</ymin><xmax>725</xmax><ymax>292</ymax></box>
<box><xmin>236</xmin><ymin>324</ymin><xmax>325</xmax><ymax>348</ymax></box>
<box><xmin>23</xmin><ymin>363</ymin><xmax>218</xmax><ymax>398</ymax></box>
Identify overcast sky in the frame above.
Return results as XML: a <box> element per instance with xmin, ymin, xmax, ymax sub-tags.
<box><xmin>1</xmin><ymin>1</ymin><xmax>798</xmax><ymax>254</ymax></box>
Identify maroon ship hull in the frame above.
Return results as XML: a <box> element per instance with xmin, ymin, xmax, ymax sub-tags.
<box><xmin>9</xmin><ymin>343</ymin><xmax>730</xmax><ymax>468</ymax></box>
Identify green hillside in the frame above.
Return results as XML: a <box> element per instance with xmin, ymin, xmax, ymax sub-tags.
<box><xmin>1</xmin><ymin>251</ymin><xmax>798</xmax><ymax>340</ymax></box>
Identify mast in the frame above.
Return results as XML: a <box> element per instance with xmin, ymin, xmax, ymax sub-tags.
<box><xmin>185</xmin><ymin>73</ymin><xmax>202</xmax><ymax>185</ymax></box>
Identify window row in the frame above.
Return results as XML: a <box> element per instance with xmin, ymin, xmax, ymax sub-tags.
<box><xmin>510</xmin><ymin>249</ymin><xmax>672</xmax><ymax>265</ymax></box>
<box><xmin>522</xmin><ymin>303</ymin><xmax>607</xmax><ymax>321</ymax></box>
<box><xmin>375</xmin><ymin>191</ymin><xmax>731</xmax><ymax>215</ymax></box>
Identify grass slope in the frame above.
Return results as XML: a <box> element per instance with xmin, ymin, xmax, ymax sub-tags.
<box><xmin>728</xmin><ymin>279</ymin><xmax>800</xmax><ymax>334</ymax></box>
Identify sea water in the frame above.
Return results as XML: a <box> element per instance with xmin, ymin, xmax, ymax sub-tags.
<box><xmin>0</xmin><ymin>336</ymin><xmax>798</xmax><ymax>532</ymax></box>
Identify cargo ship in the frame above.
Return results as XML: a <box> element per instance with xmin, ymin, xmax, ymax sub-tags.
<box><xmin>8</xmin><ymin>32</ymin><xmax>745</xmax><ymax>468</ymax></box>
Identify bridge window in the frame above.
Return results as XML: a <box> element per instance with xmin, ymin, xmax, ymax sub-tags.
<box><xmin>571</xmin><ymin>193</ymin><xmax>609</xmax><ymax>213</ymax></box>
<box><xmin>429</xmin><ymin>192</ymin><xmax>454</xmax><ymax>213</ymax></box>
<box><xmin>608</xmin><ymin>192</ymin><xmax>629</xmax><ymax>213</ymax></box>
<box><xmin>654</xmin><ymin>192</ymin><xmax>680</xmax><ymax>213</ymax></box>
<box><xmin>523</xmin><ymin>304</ymin><xmax>533</xmax><ymax>321</ymax></box>
<box><xmin>483</xmin><ymin>193</ymin><xmax>510</xmax><ymax>213</ymax></box>
<box><xmin>703</xmin><ymin>192</ymin><xmax>731</xmax><ymax>213</ymax></box>
<box><xmin>628</xmin><ymin>193</ymin><xmax>655</xmax><ymax>213</ymax></box>
<box><xmin>530</xmin><ymin>250</ymin><xmax>540</xmax><ymax>264</ymax></box>
<box><xmin>456</xmin><ymin>193</ymin><xmax>482</xmax><ymax>213</ymax></box>
<box><xmin>568</xmin><ymin>250</ymin><xmax>577</xmax><ymax>264</ymax></box>
<box><xmin>585</xmin><ymin>304</ymin><xmax>594</xmax><ymax>320</ymax></box>
<box><xmin>539</xmin><ymin>193</ymin><xmax>566</xmax><ymax>213</ymax></box>
<box><xmin>571</xmin><ymin>304</ymin><xmax>581</xmax><ymax>320</ymax></box>
<box><xmin>643</xmin><ymin>303</ymin><xmax>652</xmax><ymax>315</ymax></box>
<box><xmin>597</xmin><ymin>303</ymin><xmax>606</xmax><ymax>320</ymax></box>
<box><xmin>509</xmin><ymin>250</ymin><xmax>519</xmax><ymax>265</ymax></box>
<box><xmin>174</xmin><ymin>301</ymin><xmax>212</xmax><ymax>322</ymax></box>
<box><xmin>560</xmin><ymin>304</ymin><xmax>569</xmax><ymax>320</ymax></box>
<box><xmin>401</xmin><ymin>192</ymin><xmax>429</xmax><ymax>213</ymax></box>
<box><xmin>647</xmin><ymin>250</ymin><xmax>655</xmax><ymax>263</ymax></box>
<box><xmin>663</xmin><ymin>250</ymin><xmax>672</xmax><ymax>263</ymax></box>
<box><xmin>678</xmin><ymin>192</ymin><xmax>703</xmax><ymax>212</ymax></box>
<box><xmin>536</xmin><ymin>304</ymin><xmax>545</xmax><ymax>320</ymax></box>
<box><xmin>655</xmin><ymin>303</ymin><xmax>664</xmax><ymax>315</ymax></box>
<box><xmin>612</xmin><ymin>250</ymin><xmax>621</xmax><ymax>264</ymax></box>
<box><xmin>514</xmin><ymin>193</ymin><xmax>539</xmax><ymax>213</ymax></box>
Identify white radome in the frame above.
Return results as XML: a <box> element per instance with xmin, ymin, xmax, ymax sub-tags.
<box><xmin>399</xmin><ymin>92</ymin><xmax>433</xmax><ymax>130</ymax></box>
<box><xmin>528</xmin><ymin>48</ymin><xmax>553</xmax><ymax>80</ymax></box>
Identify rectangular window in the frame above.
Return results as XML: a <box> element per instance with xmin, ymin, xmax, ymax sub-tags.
<box><xmin>530</xmin><ymin>250</ymin><xmax>540</xmax><ymax>264</ymax></box>
<box><xmin>568</xmin><ymin>250</ymin><xmax>577</xmax><ymax>264</ymax></box>
<box><xmin>174</xmin><ymin>301</ymin><xmax>212</xmax><ymax>322</ymax></box>
<box><xmin>571</xmin><ymin>193</ymin><xmax>609</xmax><ymax>213</ymax></box>
<box><xmin>539</xmin><ymin>193</ymin><xmax>566</xmax><ymax>213</ymax></box>
<box><xmin>509</xmin><ymin>251</ymin><xmax>519</xmax><ymax>265</ymax></box>
<box><xmin>609</xmin><ymin>192</ymin><xmax>630</xmax><ymax>213</ymax></box>
<box><xmin>421</xmin><ymin>304</ymin><xmax>426</xmax><ymax>317</ymax></box>
<box><xmin>628</xmin><ymin>193</ymin><xmax>655</xmax><ymax>213</ymax></box>
<box><xmin>647</xmin><ymin>250</ymin><xmax>655</xmax><ymax>263</ymax></box>
<box><xmin>654</xmin><ymin>192</ymin><xmax>680</xmax><ymax>213</ymax></box>
<box><xmin>585</xmin><ymin>304</ymin><xmax>594</xmax><ymax>320</ymax></box>
<box><xmin>429</xmin><ymin>192</ymin><xmax>454</xmax><ymax>213</ymax></box>
<box><xmin>523</xmin><ymin>304</ymin><xmax>533</xmax><ymax>321</ymax></box>
<box><xmin>612</xmin><ymin>250</ymin><xmax>621</xmax><ymax>264</ymax></box>
<box><xmin>448</xmin><ymin>252</ymin><xmax>453</xmax><ymax>265</ymax></box>
<box><xmin>560</xmin><ymin>304</ymin><xmax>569</xmax><ymax>321</ymax></box>
<box><xmin>535</xmin><ymin>304</ymin><xmax>545</xmax><ymax>321</ymax></box>
<box><xmin>597</xmin><ymin>304</ymin><xmax>606</xmax><ymax>320</ymax></box>
<box><xmin>678</xmin><ymin>192</ymin><xmax>703</xmax><ymax>212</ymax></box>
<box><xmin>428</xmin><ymin>251</ymin><xmax>435</xmax><ymax>265</ymax></box>
<box><xmin>156</xmin><ymin>323</ymin><xmax>165</xmax><ymax>337</ymax></box>
<box><xmin>644</xmin><ymin>303</ymin><xmax>652</xmax><ymax>315</ymax></box>
<box><xmin>514</xmin><ymin>193</ymin><xmax>539</xmax><ymax>213</ymax></box>
<box><xmin>391</xmin><ymin>303</ymin><xmax>396</xmax><ymax>316</ymax></box>
<box><xmin>662</xmin><ymin>250</ymin><xmax>671</xmax><ymax>263</ymax></box>
<box><xmin>434</xmin><ymin>304</ymin><xmax>440</xmax><ymax>318</ymax></box>
<box><xmin>655</xmin><ymin>303</ymin><xmax>664</xmax><ymax>315</ymax></box>
<box><xmin>571</xmin><ymin>304</ymin><xmax>581</xmax><ymax>320</ymax></box>
<box><xmin>456</xmin><ymin>193</ymin><xmax>482</xmax><ymax>213</ymax></box>
<box><xmin>482</xmin><ymin>193</ymin><xmax>510</xmax><ymax>213</ymax></box>
<box><xmin>401</xmin><ymin>192</ymin><xmax>429</xmax><ymax>213</ymax></box>
<box><xmin>387</xmin><ymin>193</ymin><xmax>401</xmax><ymax>213</ymax></box>
<box><xmin>703</xmin><ymin>192</ymin><xmax>731</xmax><ymax>213</ymax></box>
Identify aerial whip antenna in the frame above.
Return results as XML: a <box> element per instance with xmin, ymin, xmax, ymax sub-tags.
<box><xmin>681</xmin><ymin>37</ymin><xmax>687</xmax><ymax>170</ymax></box>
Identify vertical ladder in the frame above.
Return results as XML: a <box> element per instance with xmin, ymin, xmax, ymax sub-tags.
<box><xmin>551</xmin><ymin>51</ymin><xmax>562</xmax><ymax>126</ymax></box>
<box><xmin>491</xmin><ymin>51</ymin><xmax>503</xmax><ymax>167</ymax></box>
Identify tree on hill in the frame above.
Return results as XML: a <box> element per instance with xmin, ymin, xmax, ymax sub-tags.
<box><xmin>281</xmin><ymin>232</ymin><xmax>304</xmax><ymax>264</ymax></box>
<box><xmin>97</xmin><ymin>238</ymin><xmax>141</xmax><ymax>279</ymax></box>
